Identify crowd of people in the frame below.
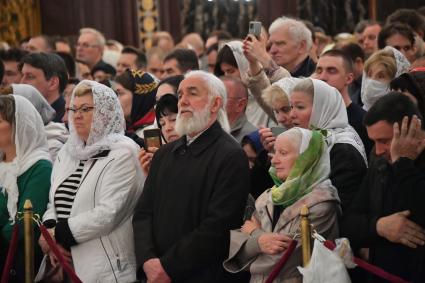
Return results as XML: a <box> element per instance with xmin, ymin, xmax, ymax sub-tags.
<box><xmin>1</xmin><ymin>6</ymin><xmax>425</xmax><ymax>283</ymax></box>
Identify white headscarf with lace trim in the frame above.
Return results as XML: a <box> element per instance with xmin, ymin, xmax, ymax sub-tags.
<box><xmin>0</xmin><ymin>95</ymin><xmax>51</xmax><ymax>222</ymax></box>
<box><xmin>64</xmin><ymin>80</ymin><xmax>139</xmax><ymax>161</ymax></box>
<box><xmin>309</xmin><ymin>79</ymin><xmax>367</xmax><ymax>164</ymax></box>
<box><xmin>361</xmin><ymin>46</ymin><xmax>411</xmax><ymax>110</ymax></box>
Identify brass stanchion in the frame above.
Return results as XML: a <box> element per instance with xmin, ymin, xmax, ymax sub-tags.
<box><xmin>300</xmin><ymin>205</ymin><xmax>311</xmax><ymax>266</ymax></box>
<box><xmin>23</xmin><ymin>199</ymin><xmax>34</xmax><ymax>283</ymax></box>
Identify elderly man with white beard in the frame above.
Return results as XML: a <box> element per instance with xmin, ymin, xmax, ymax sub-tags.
<box><xmin>133</xmin><ymin>70</ymin><xmax>250</xmax><ymax>283</ymax></box>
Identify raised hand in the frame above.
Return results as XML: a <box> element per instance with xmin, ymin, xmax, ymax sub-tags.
<box><xmin>391</xmin><ymin>115</ymin><xmax>425</xmax><ymax>163</ymax></box>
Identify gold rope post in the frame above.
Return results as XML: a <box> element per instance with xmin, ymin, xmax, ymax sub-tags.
<box><xmin>23</xmin><ymin>199</ymin><xmax>34</xmax><ymax>283</ymax></box>
<box><xmin>300</xmin><ymin>205</ymin><xmax>311</xmax><ymax>266</ymax></box>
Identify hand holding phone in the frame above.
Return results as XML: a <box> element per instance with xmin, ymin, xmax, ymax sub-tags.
<box><xmin>248</xmin><ymin>21</ymin><xmax>262</xmax><ymax>39</ymax></box>
<box><xmin>258</xmin><ymin>127</ymin><xmax>276</xmax><ymax>153</ymax></box>
<box><xmin>271</xmin><ymin>127</ymin><xmax>286</xmax><ymax>137</ymax></box>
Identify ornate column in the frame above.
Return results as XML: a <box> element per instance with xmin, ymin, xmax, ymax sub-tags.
<box><xmin>137</xmin><ymin>0</ymin><xmax>159</xmax><ymax>50</ymax></box>
<box><xmin>0</xmin><ymin>0</ymin><xmax>41</xmax><ymax>46</ymax></box>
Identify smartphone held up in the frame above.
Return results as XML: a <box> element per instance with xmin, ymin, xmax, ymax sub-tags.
<box><xmin>248</xmin><ymin>21</ymin><xmax>262</xmax><ymax>39</ymax></box>
<box><xmin>143</xmin><ymin>128</ymin><xmax>162</xmax><ymax>151</ymax></box>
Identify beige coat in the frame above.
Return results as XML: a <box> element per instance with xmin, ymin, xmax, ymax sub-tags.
<box><xmin>224</xmin><ymin>181</ymin><xmax>340</xmax><ymax>283</ymax></box>
<box><xmin>246</xmin><ymin>67</ymin><xmax>291</xmax><ymax>124</ymax></box>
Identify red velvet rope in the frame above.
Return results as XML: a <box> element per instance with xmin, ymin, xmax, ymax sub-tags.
<box><xmin>265</xmin><ymin>239</ymin><xmax>298</xmax><ymax>283</ymax></box>
<box><xmin>411</xmin><ymin>67</ymin><xmax>425</xmax><ymax>72</ymax></box>
<box><xmin>323</xmin><ymin>240</ymin><xmax>410</xmax><ymax>283</ymax></box>
<box><xmin>1</xmin><ymin>224</ymin><xmax>19</xmax><ymax>283</ymax></box>
<box><xmin>39</xmin><ymin>224</ymin><xmax>82</xmax><ymax>283</ymax></box>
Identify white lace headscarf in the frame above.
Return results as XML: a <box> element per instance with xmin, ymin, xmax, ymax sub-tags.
<box><xmin>309</xmin><ymin>79</ymin><xmax>367</xmax><ymax>164</ymax></box>
<box><xmin>361</xmin><ymin>46</ymin><xmax>411</xmax><ymax>110</ymax></box>
<box><xmin>64</xmin><ymin>80</ymin><xmax>139</xmax><ymax>161</ymax></box>
<box><xmin>11</xmin><ymin>84</ymin><xmax>56</xmax><ymax>125</ymax></box>
<box><xmin>224</xmin><ymin>41</ymin><xmax>250</xmax><ymax>84</ymax></box>
<box><xmin>0</xmin><ymin>95</ymin><xmax>51</xmax><ymax>222</ymax></box>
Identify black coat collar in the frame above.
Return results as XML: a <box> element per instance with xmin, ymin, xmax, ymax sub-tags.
<box><xmin>172</xmin><ymin>121</ymin><xmax>223</xmax><ymax>157</ymax></box>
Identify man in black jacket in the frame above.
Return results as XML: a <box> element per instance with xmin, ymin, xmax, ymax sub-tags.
<box><xmin>312</xmin><ymin>49</ymin><xmax>373</xmax><ymax>155</ymax></box>
<box><xmin>133</xmin><ymin>70</ymin><xmax>250</xmax><ymax>283</ymax></box>
<box><xmin>342</xmin><ymin>93</ymin><xmax>425</xmax><ymax>282</ymax></box>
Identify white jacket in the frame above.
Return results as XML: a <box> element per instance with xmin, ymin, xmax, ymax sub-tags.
<box><xmin>45</xmin><ymin>122</ymin><xmax>69</xmax><ymax>162</ymax></box>
<box><xmin>40</xmin><ymin>146</ymin><xmax>144</xmax><ymax>283</ymax></box>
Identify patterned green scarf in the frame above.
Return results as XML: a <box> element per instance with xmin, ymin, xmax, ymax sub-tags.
<box><xmin>270</xmin><ymin>130</ymin><xmax>325</xmax><ymax>208</ymax></box>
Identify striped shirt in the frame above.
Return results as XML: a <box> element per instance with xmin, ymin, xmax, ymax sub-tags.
<box><xmin>54</xmin><ymin>160</ymin><xmax>86</xmax><ymax>221</ymax></box>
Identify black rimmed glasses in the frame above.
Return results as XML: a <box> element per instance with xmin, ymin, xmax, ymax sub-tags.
<box><xmin>67</xmin><ymin>105</ymin><xmax>95</xmax><ymax>114</ymax></box>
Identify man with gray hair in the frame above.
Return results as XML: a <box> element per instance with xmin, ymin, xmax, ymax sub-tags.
<box><xmin>244</xmin><ymin>16</ymin><xmax>315</xmax><ymax>78</ymax></box>
<box><xmin>75</xmin><ymin>27</ymin><xmax>108</xmax><ymax>71</ymax></box>
<box><xmin>242</xmin><ymin>17</ymin><xmax>316</xmax><ymax>128</ymax></box>
<box><xmin>222</xmin><ymin>76</ymin><xmax>257</xmax><ymax>143</ymax></box>
<box><xmin>268</xmin><ymin>17</ymin><xmax>315</xmax><ymax>77</ymax></box>
<box><xmin>133</xmin><ymin>70</ymin><xmax>250</xmax><ymax>283</ymax></box>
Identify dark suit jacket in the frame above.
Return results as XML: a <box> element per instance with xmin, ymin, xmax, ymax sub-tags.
<box><xmin>342</xmin><ymin>154</ymin><xmax>425</xmax><ymax>282</ymax></box>
<box><xmin>133</xmin><ymin>121</ymin><xmax>250</xmax><ymax>283</ymax></box>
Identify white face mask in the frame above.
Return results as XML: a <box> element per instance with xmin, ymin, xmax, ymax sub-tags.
<box><xmin>361</xmin><ymin>77</ymin><xmax>390</xmax><ymax>111</ymax></box>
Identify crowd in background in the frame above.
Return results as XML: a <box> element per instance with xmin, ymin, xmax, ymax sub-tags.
<box><xmin>1</xmin><ymin>6</ymin><xmax>425</xmax><ymax>283</ymax></box>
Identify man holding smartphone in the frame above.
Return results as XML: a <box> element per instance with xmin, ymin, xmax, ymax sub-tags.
<box><xmin>244</xmin><ymin>17</ymin><xmax>316</xmax><ymax>79</ymax></box>
<box><xmin>242</xmin><ymin>18</ymin><xmax>316</xmax><ymax>136</ymax></box>
<box><xmin>133</xmin><ymin>70</ymin><xmax>250</xmax><ymax>283</ymax></box>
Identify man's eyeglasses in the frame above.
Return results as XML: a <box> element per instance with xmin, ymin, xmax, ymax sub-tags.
<box><xmin>67</xmin><ymin>106</ymin><xmax>95</xmax><ymax>114</ymax></box>
<box><xmin>75</xmin><ymin>43</ymin><xmax>99</xmax><ymax>49</ymax></box>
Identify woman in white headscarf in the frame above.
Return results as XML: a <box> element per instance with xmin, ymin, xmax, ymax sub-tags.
<box><xmin>214</xmin><ymin>40</ymin><xmax>276</xmax><ymax>127</ymax></box>
<box><xmin>9</xmin><ymin>84</ymin><xmax>69</xmax><ymax>161</ymax></box>
<box><xmin>37</xmin><ymin>80</ymin><xmax>144</xmax><ymax>282</ymax></box>
<box><xmin>0</xmin><ymin>95</ymin><xmax>52</xmax><ymax>282</ymax></box>
<box><xmin>289</xmin><ymin>78</ymin><xmax>368</xmax><ymax>212</ymax></box>
<box><xmin>361</xmin><ymin>46</ymin><xmax>410</xmax><ymax>110</ymax></box>
<box><xmin>259</xmin><ymin>77</ymin><xmax>302</xmax><ymax>152</ymax></box>
<box><xmin>224</xmin><ymin>128</ymin><xmax>340</xmax><ymax>283</ymax></box>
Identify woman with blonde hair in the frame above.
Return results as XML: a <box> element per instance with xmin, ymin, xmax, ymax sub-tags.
<box><xmin>37</xmin><ymin>80</ymin><xmax>144</xmax><ymax>282</ymax></box>
<box><xmin>361</xmin><ymin>46</ymin><xmax>410</xmax><ymax>110</ymax></box>
<box><xmin>259</xmin><ymin>77</ymin><xmax>301</xmax><ymax>152</ymax></box>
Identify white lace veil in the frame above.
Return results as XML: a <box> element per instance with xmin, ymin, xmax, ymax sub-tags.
<box><xmin>361</xmin><ymin>46</ymin><xmax>411</xmax><ymax>110</ymax></box>
<box><xmin>11</xmin><ymin>83</ymin><xmax>56</xmax><ymax>125</ymax></box>
<box><xmin>390</xmin><ymin>46</ymin><xmax>411</xmax><ymax>78</ymax></box>
<box><xmin>0</xmin><ymin>95</ymin><xmax>51</xmax><ymax>222</ymax></box>
<box><xmin>64</xmin><ymin>80</ymin><xmax>139</xmax><ymax>160</ymax></box>
<box><xmin>309</xmin><ymin>79</ymin><xmax>367</xmax><ymax>164</ymax></box>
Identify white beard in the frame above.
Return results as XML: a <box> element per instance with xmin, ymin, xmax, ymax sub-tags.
<box><xmin>175</xmin><ymin>105</ymin><xmax>211</xmax><ymax>137</ymax></box>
